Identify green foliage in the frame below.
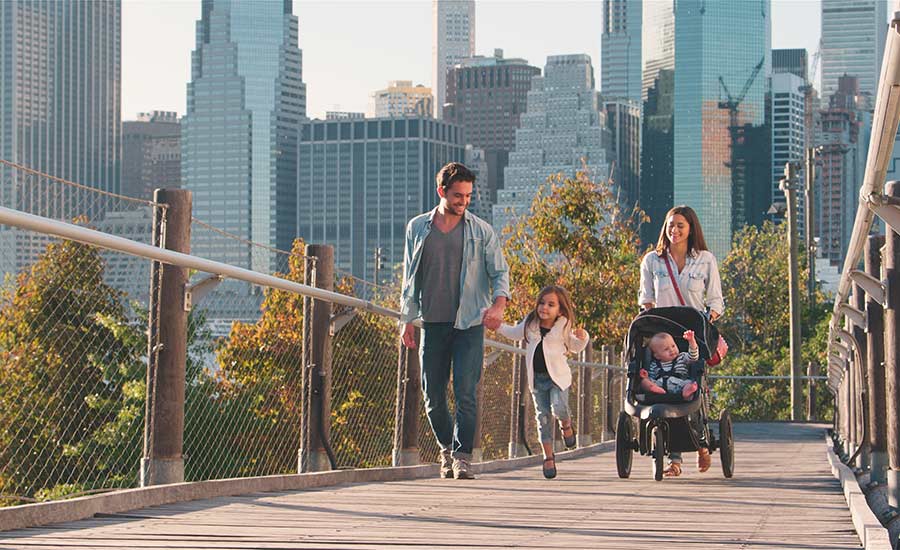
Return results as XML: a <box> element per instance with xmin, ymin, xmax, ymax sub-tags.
<box><xmin>0</xmin><ymin>239</ymin><xmax>145</xmax><ymax>503</ymax></box>
<box><xmin>500</xmin><ymin>170</ymin><xmax>647</xmax><ymax>346</ymax></box>
<box><xmin>710</xmin><ymin>222</ymin><xmax>832</xmax><ymax>421</ymax></box>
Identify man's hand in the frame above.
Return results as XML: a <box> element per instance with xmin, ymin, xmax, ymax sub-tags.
<box><xmin>401</xmin><ymin>323</ymin><xmax>417</xmax><ymax>349</ymax></box>
<box><xmin>482</xmin><ymin>303</ymin><xmax>505</xmax><ymax>331</ymax></box>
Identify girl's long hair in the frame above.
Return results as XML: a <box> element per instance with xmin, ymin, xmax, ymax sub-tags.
<box><xmin>655</xmin><ymin>205</ymin><xmax>709</xmax><ymax>257</ymax></box>
<box><xmin>523</xmin><ymin>285</ymin><xmax>575</xmax><ymax>344</ymax></box>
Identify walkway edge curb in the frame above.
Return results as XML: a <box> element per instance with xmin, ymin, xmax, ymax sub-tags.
<box><xmin>825</xmin><ymin>434</ymin><xmax>893</xmax><ymax>549</ymax></box>
<box><xmin>0</xmin><ymin>441</ymin><xmax>614</xmax><ymax>532</ymax></box>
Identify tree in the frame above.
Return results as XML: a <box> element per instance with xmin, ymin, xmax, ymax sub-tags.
<box><xmin>500</xmin><ymin>169</ymin><xmax>647</xmax><ymax>347</ymax></box>
<box><xmin>711</xmin><ymin>221</ymin><xmax>832</xmax><ymax>420</ymax></box>
<box><xmin>0</xmin><ymin>239</ymin><xmax>145</xmax><ymax>503</ymax></box>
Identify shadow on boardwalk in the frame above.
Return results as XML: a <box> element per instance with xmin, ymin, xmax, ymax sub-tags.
<box><xmin>0</xmin><ymin>423</ymin><xmax>862</xmax><ymax>549</ymax></box>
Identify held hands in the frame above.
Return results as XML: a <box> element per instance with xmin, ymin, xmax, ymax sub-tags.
<box><xmin>482</xmin><ymin>303</ymin><xmax>505</xmax><ymax>331</ymax></box>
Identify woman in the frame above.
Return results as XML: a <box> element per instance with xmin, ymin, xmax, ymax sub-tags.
<box><xmin>638</xmin><ymin>205</ymin><xmax>725</xmax><ymax>477</ymax></box>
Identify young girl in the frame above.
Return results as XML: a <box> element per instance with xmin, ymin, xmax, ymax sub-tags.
<box><xmin>497</xmin><ymin>285</ymin><xmax>589</xmax><ymax>479</ymax></box>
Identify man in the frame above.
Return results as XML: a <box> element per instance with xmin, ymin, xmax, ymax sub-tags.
<box><xmin>400</xmin><ymin>162</ymin><xmax>509</xmax><ymax>480</ymax></box>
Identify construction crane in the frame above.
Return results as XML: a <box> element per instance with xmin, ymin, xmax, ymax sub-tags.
<box><xmin>717</xmin><ymin>56</ymin><xmax>766</xmax><ymax>129</ymax></box>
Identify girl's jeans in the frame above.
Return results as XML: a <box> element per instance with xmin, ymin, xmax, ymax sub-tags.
<box><xmin>531</xmin><ymin>372</ymin><xmax>570</xmax><ymax>443</ymax></box>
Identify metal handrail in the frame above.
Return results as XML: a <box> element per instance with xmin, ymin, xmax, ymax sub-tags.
<box><xmin>827</xmin><ymin>10</ymin><xmax>900</xmax><ymax>390</ymax></box>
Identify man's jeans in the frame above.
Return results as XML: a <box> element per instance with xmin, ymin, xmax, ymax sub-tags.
<box><xmin>531</xmin><ymin>372</ymin><xmax>571</xmax><ymax>443</ymax></box>
<box><xmin>420</xmin><ymin>322</ymin><xmax>484</xmax><ymax>459</ymax></box>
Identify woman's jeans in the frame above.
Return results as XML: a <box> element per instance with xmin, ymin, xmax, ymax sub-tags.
<box><xmin>420</xmin><ymin>322</ymin><xmax>484</xmax><ymax>460</ymax></box>
<box><xmin>531</xmin><ymin>372</ymin><xmax>570</xmax><ymax>444</ymax></box>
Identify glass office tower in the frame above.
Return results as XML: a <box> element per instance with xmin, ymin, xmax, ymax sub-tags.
<box><xmin>182</xmin><ymin>0</ymin><xmax>306</xmax><ymax>272</ymax></box>
<box><xmin>673</xmin><ymin>0</ymin><xmax>770</xmax><ymax>258</ymax></box>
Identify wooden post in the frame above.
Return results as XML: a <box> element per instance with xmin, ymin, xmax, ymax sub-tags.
<box><xmin>472</xmin><ymin>367</ymin><xmax>485</xmax><ymax>463</ymax></box>
<box><xmin>852</xmin><ymin>283</ymin><xmax>868</xmax><ymax>470</ymax></box>
<box><xmin>576</xmin><ymin>341</ymin><xmax>593</xmax><ymax>447</ymax></box>
<box><xmin>393</xmin><ymin>328</ymin><xmax>420</xmax><ymax>466</ymax></box>
<box><xmin>866</xmin><ymin>235</ymin><xmax>887</xmax><ymax>484</ymax></box>
<box><xmin>602</xmin><ymin>345</ymin><xmax>614</xmax><ymax>441</ymax></box>
<box><xmin>142</xmin><ymin>189</ymin><xmax>190</xmax><ymax>486</ymax></box>
<box><xmin>508</xmin><ymin>344</ymin><xmax>528</xmax><ymax>458</ymax></box>
<box><xmin>806</xmin><ymin>363</ymin><xmax>817</xmax><ymax>421</ymax></box>
<box><xmin>883</xmin><ymin>181</ymin><xmax>900</xmax><ymax>507</ymax></box>
<box><xmin>299</xmin><ymin>245</ymin><xmax>334</xmax><ymax>473</ymax></box>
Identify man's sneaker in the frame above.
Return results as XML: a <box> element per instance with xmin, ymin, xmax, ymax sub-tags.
<box><xmin>452</xmin><ymin>457</ymin><xmax>475</xmax><ymax>480</ymax></box>
<box><xmin>439</xmin><ymin>450</ymin><xmax>453</xmax><ymax>479</ymax></box>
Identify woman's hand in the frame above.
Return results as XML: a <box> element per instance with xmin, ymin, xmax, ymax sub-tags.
<box><xmin>709</xmin><ymin>310</ymin><xmax>720</xmax><ymax>322</ymax></box>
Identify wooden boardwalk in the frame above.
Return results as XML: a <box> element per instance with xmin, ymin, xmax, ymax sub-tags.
<box><xmin>0</xmin><ymin>423</ymin><xmax>861</xmax><ymax>549</ymax></box>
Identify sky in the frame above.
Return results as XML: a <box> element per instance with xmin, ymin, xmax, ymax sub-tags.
<box><xmin>121</xmin><ymin>0</ymin><xmax>826</xmax><ymax>120</ymax></box>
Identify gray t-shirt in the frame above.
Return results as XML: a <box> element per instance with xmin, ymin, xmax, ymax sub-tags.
<box><xmin>417</xmin><ymin>220</ymin><xmax>464</xmax><ymax>323</ymax></box>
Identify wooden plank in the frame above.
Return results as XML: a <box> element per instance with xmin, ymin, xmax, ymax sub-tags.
<box><xmin>0</xmin><ymin>423</ymin><xmax>862</xmax><ymax>549</ymax></box>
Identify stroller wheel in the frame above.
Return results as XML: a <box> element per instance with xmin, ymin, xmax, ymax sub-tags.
<box><xmin>719</xmin><ymin>409</ymin><xmax>734</xmax><ymax>478</ymax></box>
<box><xmin>651</xmin><ymin>424</ymin><xmax>665</xmax><ymax>481</ymax></box>
<box><xmin>615</xmin><ymin>412</ymin><xmax>633</xmax><ymax>478</ymax></box>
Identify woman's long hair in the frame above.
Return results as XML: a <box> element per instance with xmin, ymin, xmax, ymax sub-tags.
<box><xmin>523</xmin><ymin>285</ymin><xmax>575</xmax><ymax>344</ymax></box>
<box><xmin>655</xmin><ymin>205</ymin><xmax>709</xmax><ymax>257</ymax></box>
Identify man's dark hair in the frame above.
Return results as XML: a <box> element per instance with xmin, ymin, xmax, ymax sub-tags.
<box><xmin>436</xmin><ymin>162</ymin><xmax>476</xmax><ymax>190</ymax></box>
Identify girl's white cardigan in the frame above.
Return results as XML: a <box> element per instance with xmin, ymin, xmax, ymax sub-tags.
<box><xmin>497</xmin><ymin>316</ymin><xmax>589</xmax><ymax>391</ymax></box>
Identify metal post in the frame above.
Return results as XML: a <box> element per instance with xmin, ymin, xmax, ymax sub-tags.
<box><xmin>508</xmin><ymin>344</ymin><xmax>528</xmax><ymax>458</ymax></box>
<box><xmin>473</xmin><ymin>366</ymin><xmax>485</xmax><ymax>463</ymax></box>
<box><xmin>805</xmin><ymin>147</ymin><xmax>817</xmax><ymax>306</ymax></box>
<box><xmin>866</xmin><ymin>235</ymin><xmax>887</xmax><ymax>483</ymax></box>
<box><xmin>393</xmin><ymin>328</ymin><xmax>420</xmax><ymax>466</ymax></box>
<box><xmin>141</xmin><ymin>189</ymin><xmax>191</xmax><ymax>486</ymax></box>
<box><xmin>806</xmin><ymin>363</ymin><xmax>817</xmax><ymax>421</ymax></box>
<box><xmin>852</xmin><ymin>283</ymin><xmax>868</xmax><ymax>469</ymax></box>
<box><xmin>576</xmin><ymin>341</ymin><xmax>594</xmax><ymax>447</ymax></box>
<box><xmin>781</xmin><ymin>162</ymin><xmax>803</xmax><ymax>421</ymax></box>
<box><xmin>883</xmin><ymin>181</ymin><xmax>900</xmax><ymax>507</ymax></box>
<box><xmin>299</xmin><ymin>245</ymin><xmax>334</xmax><ymax>473</ymax></box>
<box><xmin>844</xmin><ymin>316</ymin><xmax>858</xmax><ymax>458</ymax></box>
<box><xmin>602</xmin><ymin>345</ymin><xmax>614</xmax><ymax>441</ymax></box>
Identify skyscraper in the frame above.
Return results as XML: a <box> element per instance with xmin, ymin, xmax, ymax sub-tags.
<box><xmin>641</xmin><ymin>0</ymin><xmax>674</xmax><ymax>102</ymax></box>
<box><xmin>673</xmin><ymin>0</ymin><xmax>771</xmax><ymax>258</ymax></box>
<box><xmin>182</xmin><ymin>0</ymin><xmax>306</xmax><ymax>273</ymax></box>
<box><xmin>297</xmin><ymin>117</ymin><xmax>464</xmax><ymax>283</ymax></box>
<box><xmin>0</xmin><ymin>0</ymin><xmax>121</xmax><ymax>275</ymax></box>
<box><xmin>444</xmin><ymin>49</ymin><xmax>541</xmax><ymax>214</ymax></box>
<box><xmin>821</xmin><ymin>0</ymin><xmax>888</xmax><ymax>103</ymax></box>
<box><xmin>0</xmin><ymin>0</ymin><xmax>121</xmax><ymax>198</ymax></box>
<box><xmin>494</xmin><ymin>54</ymin><xmax>610</xmax><ymax>231</ymax></box>
<box><xmin>771</xmin><ymin>72</ymin><xmax>807</xmax><ymax>234</ymax></box>
<box><xmin>818</xmin><ymin>75</ymin><xmax>872</xmax><ymax>265</ymax></box>
<box><xmin>601</xmin><ymin>0</ymin><xmax>642</xmax><ymax>103</ymax></box>
<box><xmin>639</xmin><ymin>0</ymin><xmax>675</xmax><ymax>244</ymax></box>
<box><xmin>432</xmin><ymin>0</ymin><xmax>475</xmax><ymax>119</ymax></box>
<box><xmin>773</xmin><ymin>48</ymin><xmax>809</xmax><ymax>82</ymax></box>
<box><xmin>122</xmin><ymin>111</ymin><xmax>181</xmax><ymax>201</ymax></box>
<box><xmin>371</xmin><ymin>81</ymin><xmax>433</xmax><ymax>118</ymax></box>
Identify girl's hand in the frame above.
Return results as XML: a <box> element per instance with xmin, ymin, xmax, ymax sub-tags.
<box><xmin>683</xmin><ymin>330</ymin><xmax>696</xmax><ymax>344</ymax></box>
<box><xmin>574</xmin><ymin>327</ymin><xmax>588</xmax><ymax>340</ymax></box>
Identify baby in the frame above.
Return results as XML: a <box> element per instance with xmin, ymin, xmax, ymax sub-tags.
<box><xmin>639</xmin><ymin>330</ymin><xmax>700</xmax><ymax>399</ymax></box>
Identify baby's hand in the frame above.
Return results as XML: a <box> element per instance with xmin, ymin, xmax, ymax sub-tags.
<box><xmin>573</xmin><ymin>327</ymin><xmax>588</xmax><ymax>340</ymax></box>
<box><xmin>683</xmin><ymin>330</ymin><xmax>696</xmax><ymax>344</ymax></box>
<box><xmin>639</xmin><ymin>368</ymin><xmax>649</xmax><ymax>379</ymax></box>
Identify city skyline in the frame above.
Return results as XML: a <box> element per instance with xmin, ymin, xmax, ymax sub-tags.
<box><xmin>122</xmin><ymin>0</ymin><xmax>830</xmax><ymax>120</ymax></box>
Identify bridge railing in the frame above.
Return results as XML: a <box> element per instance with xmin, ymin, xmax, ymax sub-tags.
<box><xmin>826</xmin><ymin>11</ymin><xmax>900</xmax><ymax>509</ymax></box>
<box><xmin>0</xmin><ymin>179</ymin><xmax>624</xmax><ymax>506</ymax></box>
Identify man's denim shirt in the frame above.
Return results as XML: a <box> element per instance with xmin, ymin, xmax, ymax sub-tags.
<box><xmin>400</xmin><ymin>207</ymin><xmax>510</xmax><ymax>330</ymax></box>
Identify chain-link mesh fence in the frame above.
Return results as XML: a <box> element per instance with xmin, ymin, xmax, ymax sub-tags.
<box><xmin>0</xmin><ymin>161</ymin><xmax>162</xmax><ymax>505</ymax></box>
<box><xmin>181</xmin><ymin>222</ymin><xmax>307</xmax><ymax>482</ymax></box>
<box><xmin>0</xmin><ymin>162</ymin><xmax>630</xmax><ymax>506</ymax></box>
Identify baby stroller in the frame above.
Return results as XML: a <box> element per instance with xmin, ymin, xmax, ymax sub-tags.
<box><xmin>615</xmin><ymin>306</ymin><xmax>734</xmax><ymax>481</ymax></box>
